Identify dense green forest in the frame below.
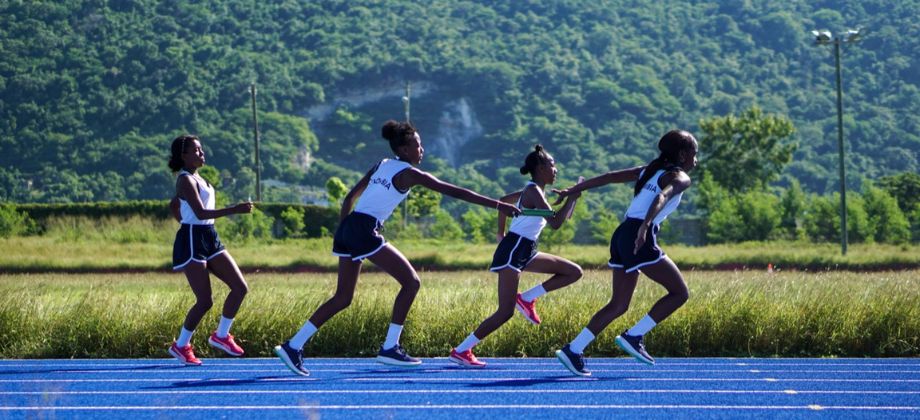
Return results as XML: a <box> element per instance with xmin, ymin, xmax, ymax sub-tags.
<box><xmin>1</xmin><ymin>1</ymin><xmax>918</xmax><ymax>224</ymax></box>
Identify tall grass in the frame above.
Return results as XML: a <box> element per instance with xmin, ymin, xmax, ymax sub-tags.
<box><xmin>2</xmin><ymin>232</ymin><xmax>920</xmax><ymax>272</ymax></box>
<box><xmin>0</xmin><ymin>270</ymin><xmax>916</xmax><ymax>358</ymax></box>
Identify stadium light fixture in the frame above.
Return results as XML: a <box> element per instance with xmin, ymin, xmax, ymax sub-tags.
<box><xmin>809</xmin><ymin>27</ymin><xmax>864</xmax><ymax>255</ymax></box>
<box><xmin>812</xmin><ymin>30</ymin><xmax>833</xmax><ymax>44</ymax></box>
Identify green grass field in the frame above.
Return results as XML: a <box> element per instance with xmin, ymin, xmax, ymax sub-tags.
<box><xmin>2</xmin><ymin>216</ymin><xmax>918</xmax><ymax>272</ymax></box>
<box><xmin>1</xmin><ymin>270</ymin><xmax>916</xmax><ymax>359</ymax></box>
<box><xmin>2</xmin><ymin>234</ymin><xmax>919</xmax><ymax>272</ymax></box>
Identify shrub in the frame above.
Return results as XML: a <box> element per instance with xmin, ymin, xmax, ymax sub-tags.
<box><xmin>219</xmin><ymin>208</ymin><xmax>275</xmax><ymax>242</ymax></box>
<box><xmin>0</xmin><ymin>204</ymin><xmax>33</xmax><ymax>237</ymax></box>
<box><xmin>461</xmin><ymin>207</ymin><xmax>497</xmax><ymax>243</ymax></box>
<box><xmin>590</xmin><ymin>211</ymin><xmax>619</xmax><ymax>244</ymax></box>
<box><xmin>429</xmin><ymin>209</ymin><xmax>463</xmax><ymax>241</ymax></box>
<box><xmin>280</xmin><ymin>206</ymin><xmax>306</xmax><ymax>238</ymax></box>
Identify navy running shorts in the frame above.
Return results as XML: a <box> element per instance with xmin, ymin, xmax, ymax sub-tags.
<box><xmin>173</xmin><ymin>224</ymin><xmax>226</xmax><ymax>270</ymax></box>
<box><xmin>332</xmin><ymin>212</ymin><xmax>387</xmax><ymax>261</ymax></box>
<box><xmin>608</xmin><ymin>218</ymin><xmax>664</xmax><ymax>273</ymax></box>
<box><xmin>490</xmin><ymin>232</ymin><xmax>538</xmax><ymax>272</ymax></box>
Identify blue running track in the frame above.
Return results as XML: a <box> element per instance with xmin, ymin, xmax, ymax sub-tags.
<box><xmin>0</xmin><ymin>357</ymin><xmax>918</xmax><ymax>419</ymax></box>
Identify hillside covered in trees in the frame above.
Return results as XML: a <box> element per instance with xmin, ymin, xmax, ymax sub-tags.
<box><xmin>1</xmin><ymin>0</ymin><xmax>918</xmax><ymax>211</ymax></box>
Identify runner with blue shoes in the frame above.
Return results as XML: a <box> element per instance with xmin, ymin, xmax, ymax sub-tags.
<box><xmin>275</xmin><ymin>120</ymin><xmax>520</xmax><ymax>376</ymax></box>
<box><xmin>552</xmin><ymin>130</ymin><xmax>699</xmax><ymax>376</ymax></box>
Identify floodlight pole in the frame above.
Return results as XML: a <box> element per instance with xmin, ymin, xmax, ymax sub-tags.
<box><xmin>813</xmin><ymin>29</ymin><xmax>860</xmax><ymax>255</ymax></box>
<box><xmin>832</xmin><ymin>39</ymin><xmax>847</xmax><ymax>255</ymax></box>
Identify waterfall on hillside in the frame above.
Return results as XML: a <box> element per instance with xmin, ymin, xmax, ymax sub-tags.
<box><xmin>432</xmin><ymin>98</ymin><xmax>483</xmax><ymax>167</ymax></box>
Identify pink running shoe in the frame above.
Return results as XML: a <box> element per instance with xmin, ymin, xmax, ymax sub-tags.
<box><xmin>515</xmin><ymin>293</ymin><xmax>541</xmax><ymax>325</ymax></box>
<box><xmin>449</xmin><ymin>348</ymin><xmax>487</xmax><ymax>368</ymax></box>
<box><xmin>168</xmin><ymin>342</ymin><xmax>202</xmax><ymax>366</ymax></box>
<box><xmin>208</xmin><ymin>332</ymin><xmax>245</xmax><ymax>356</ymax></box>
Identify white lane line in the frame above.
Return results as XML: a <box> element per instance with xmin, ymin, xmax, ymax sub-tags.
<box><xmin>5</xmin><ymin>377</ymin><xmax>919</xmax><ymax>384</ymax></box>
<box><xmin>344</xmin><ymin>377</ymin><xmax>920</xmax><ymax>383</ymax></box>
<box><xmin>3</xmin><ymin>368</ymin><xmax>918</xmax><ymax>374</ymax></box>
<box><xmin>3</xmin><ymin>389</ymin><xmax>920</xmax><ymax>395</ymax></box>
<box><xmin>0</xmin><ymin>378</ymin><xmax>316</xmax><ymax>383</ymax></box>
<box><xmin>3</xmin><ymin>361</ymin><xmax>919</xmax><ymax>367</ymax></box>
<box><xmin>4</xmin><ymin>376</ymin><xmax>918</xmax><ymax>383</ymax></box>
<box><xmin>0</xmin><ymin>404</ymin><xmax>917</xmax><ymax>411</ymax></box>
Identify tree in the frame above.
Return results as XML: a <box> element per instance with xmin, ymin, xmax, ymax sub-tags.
<box><xmin>862</xmin><ymin>184</ymin><xmax>910</xmax><ymax>244</ymax></box>
<box><xmin>804</xmin><ymin>193</ymin><xmax>874</xmax><ymax>243</ymax></box>
<box><xmin>779</xmin><ymin>180</ymin><xmax>807</xmax><ymax>239</ymax></box>
<box><xmin>590</xmin><ymin>211</ymin><xmax>619</xmax><ymax>244</ymax></box>
<box><xmin>428</xmin><ymin>209</ymin><xmax>463</xmax><ymax>241</ymax></box>
<box><xmin>461</xmin><ymin>207</ymin><xmax>497</xmax><ymax>243</ymax></box>
<box><xmin>697</xmin><ymin>106</ymin><xmax>797</xmax><ymax>192</ymax></box>
<box><xmin>706</xmin><ymin>191</ymin><xmax>781</xmax><ymax>243</ymax></box>
<box><xmin>405</xmin><ymin>188</ymin><xmax>440</xmax><ymax>218</ymax></box>
<box><xmin>325</xmin><ymin>177</ymin><xmax>347</xmax><ymax>208</ymax></box>
<box><xmin>878</xmin><ymin>172</ymin><xmax>920</xmax><ymax>215</ymax></box>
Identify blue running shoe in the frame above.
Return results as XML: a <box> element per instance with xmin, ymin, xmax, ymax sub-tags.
<box><xmin>274</xmin><ymin>341</ymin><xmax>310</xmax><ymax>376</ymax></box>
<box><xmin>615</xmin><ymin>331</ymin><xmax>655</xmax><ymax>365</ymax></box>
<box><xmin>376</xmin><ymin>344</ymin><xmax>422</xmax><ymax>366</ymax></box>
<box><xmin>555</xmin><ymin>344</ymin><xmax>591</xmax><ymax>377</ymax></box>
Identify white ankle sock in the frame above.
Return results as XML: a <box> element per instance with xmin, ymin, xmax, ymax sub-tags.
<box><xmin>177</xmin><ymin>327</ymin><xmax>194</xmax><ymax>348</ymax></box>
<box><xmin>456</xmin><ymin>333</ymin><xmax>480</xmax><ymax>353</ymax></box>
<box><xmin>216</xmin><ymin>316</ymin><xmax>233</xmax><ymax>338</ymax></box>
<box><xmin>289</xmin><ymin>321</ymin><xmax>318</xmax><ymax>350</ymax></box>
<box><xmin>627</xmin><ymin>314</ymin><xmax>657</xmax><ymax>336</ymax></box>
<box><xmin>383</xmin><ymin>323</ymin><xmax>403</xmax><ymax>350</ymax></box>
<box><xmin>569</xmin><ymin>328</ymin><xmax>595</xmax><ymax>354</ymax></box>
<box><xmin>520</xmin><ymin>284</ymin><xmax>547</xmax><ymax>302</ymax></box>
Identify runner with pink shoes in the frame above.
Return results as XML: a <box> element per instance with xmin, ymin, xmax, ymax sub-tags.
<box><xmin>449</xmin><ymin>145</ymin><xmax>583</xmax><ymax>368</ymax></box>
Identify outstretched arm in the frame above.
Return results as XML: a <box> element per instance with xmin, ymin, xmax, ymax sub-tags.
<box><xmin>633</xmin><ymin>171</ymin><xmax>692</xmax><ymax>254</ymax></box>
<box><xmin>399</xmin><ymin>168</ymin><xmax>521</xmax><ymax>217</ymax></box>
<box><xmin>520</xmin><ymin>184</ymin><xmax>581</xmax><ymax>230</ymax></box>
<box><xmin>553</xmin><ymin>166</ymin><xmax>644</xmax><ymax>204</ymax></box>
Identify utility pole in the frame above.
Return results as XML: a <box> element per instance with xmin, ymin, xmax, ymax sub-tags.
<box><xmin>402</xmin><ymin>81</ymin><xmax>411</xmax><ymax>228</ymax></box>
<box><xmin>249</xmin><ymin>83</ymin><xmax>262</xmax><ymax>202</ymax></box>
